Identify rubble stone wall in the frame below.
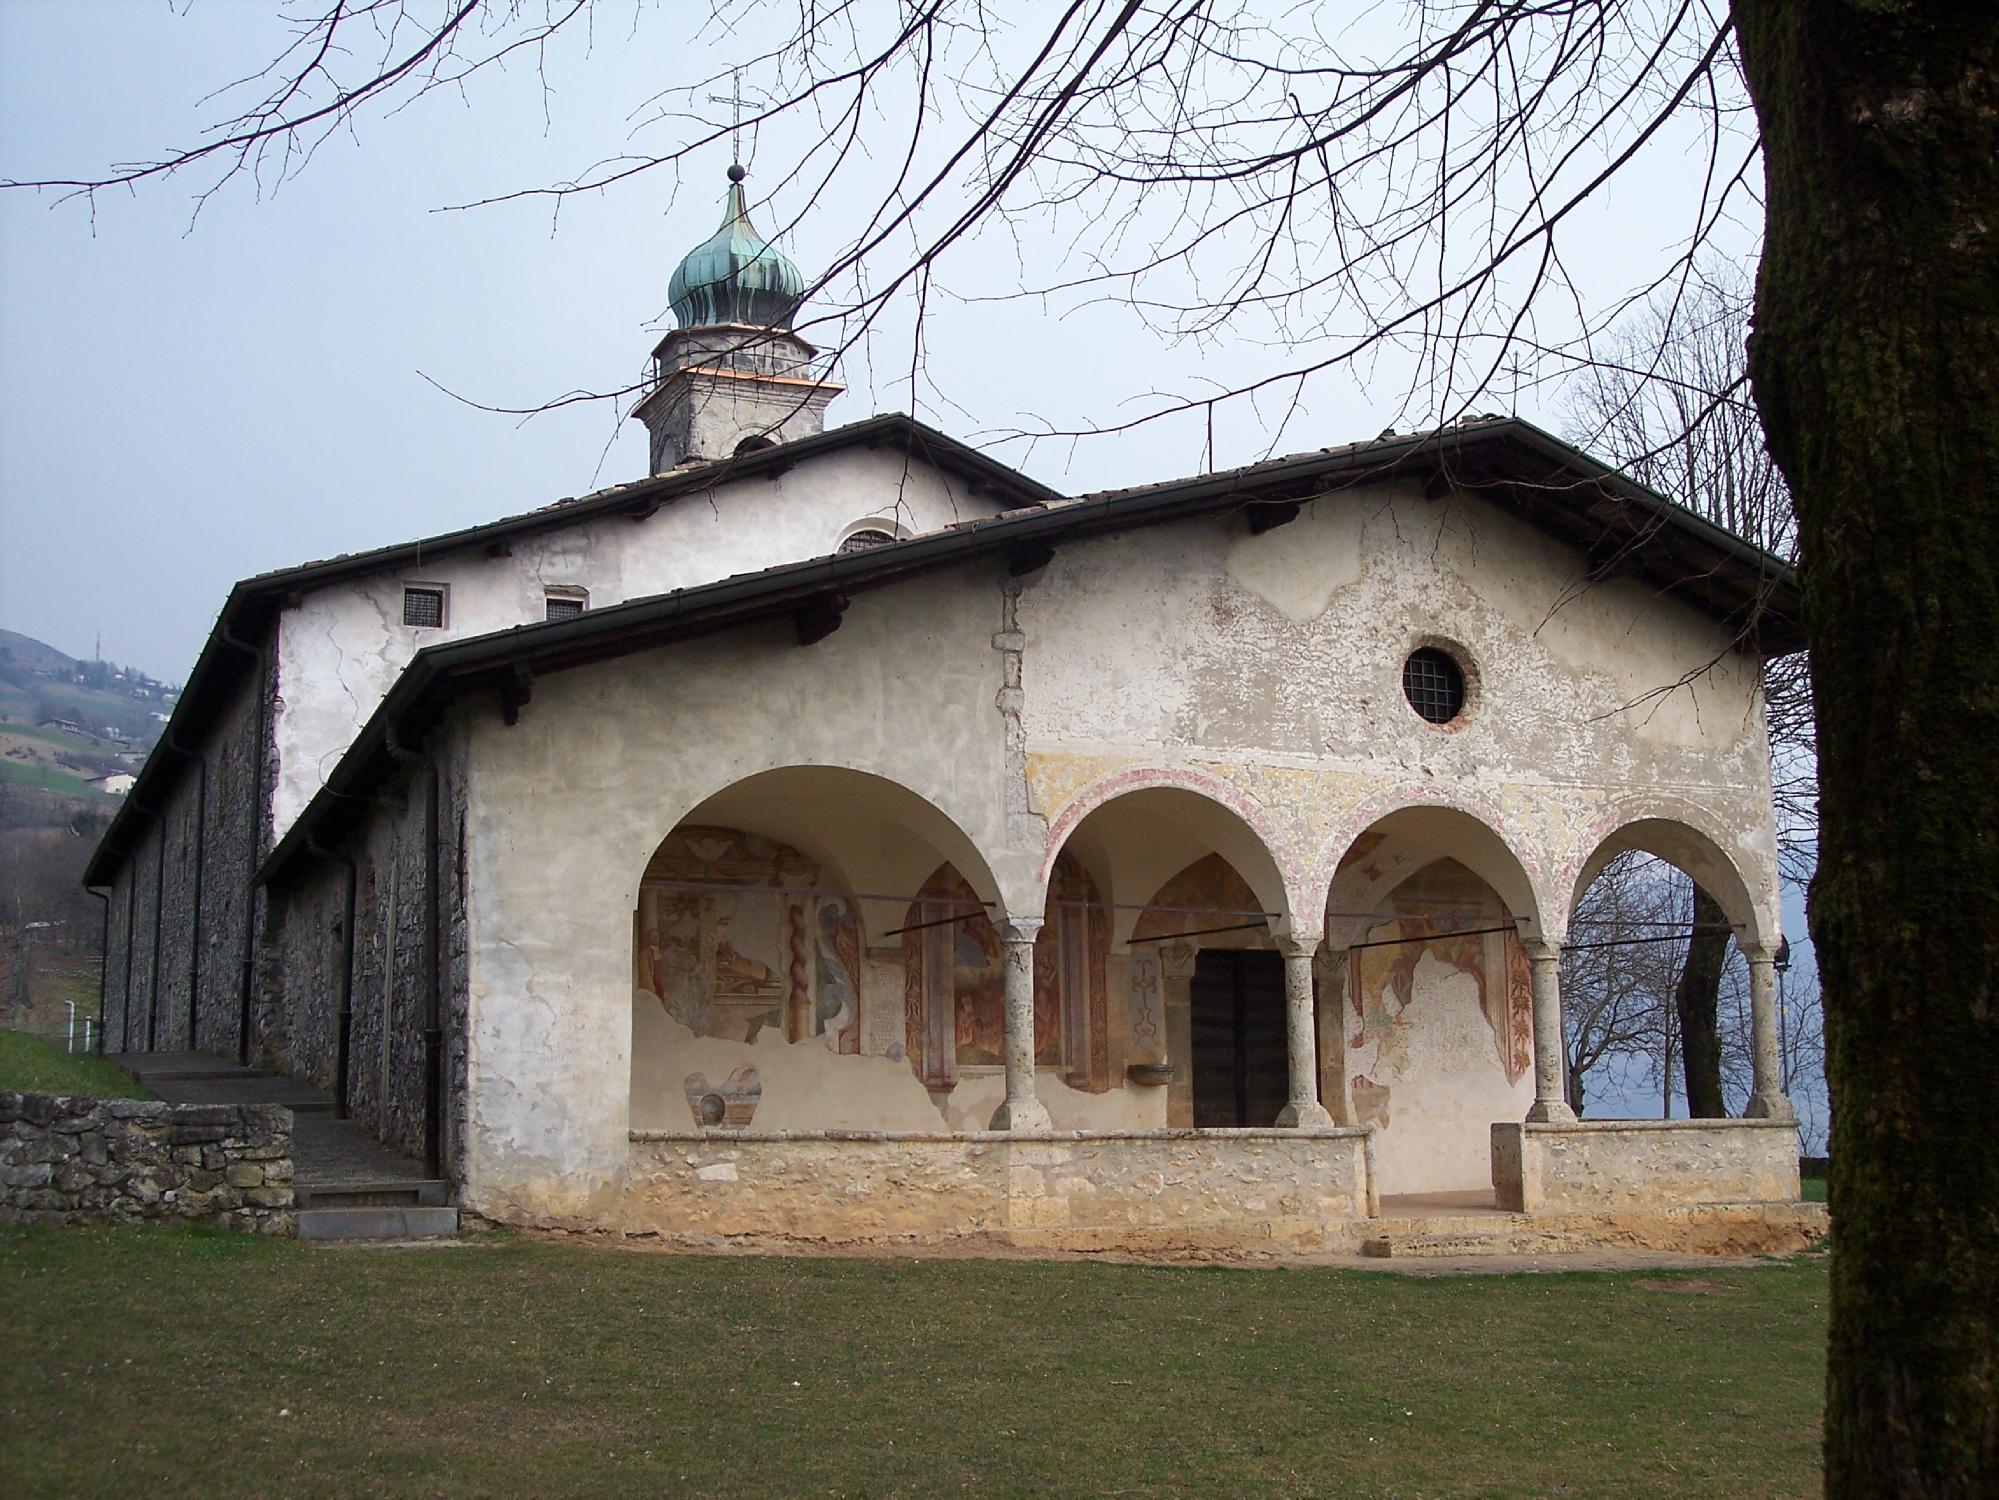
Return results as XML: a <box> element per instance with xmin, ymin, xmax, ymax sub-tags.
<box><xmin>1491</xmin><ymin>1118</ymin><xmax>1800</xmax><ymax>1212</ymax></box>
<box><xmin>618</xmin><ymin>1127</ymin><xmax>1374</xmax><ymax>1252</ymax></box>
<box><xmin>0</xmin><ymin>1092</ymin><xmax>294</xmax><ymax>1234</ymax></box>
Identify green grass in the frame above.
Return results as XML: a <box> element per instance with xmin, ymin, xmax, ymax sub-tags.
<box><xmin>0</xmin><ymin>1030</ymin><xmax>151</xmax><ymax>1098</ymax></box>
<box><xmin>1802</xmin><ymin>1176</ymin><xmax>1827</xmax><ymax>1203</ymax></box>
<box><xmin>0</xmin><ymin>1227</ymin><xmax>1830</xmax><ymax>1498</ymax></box>
<box><xmin>0</xmin><ymin>759</ymin><xmax>108</xmax><ymax>797</ymax></box>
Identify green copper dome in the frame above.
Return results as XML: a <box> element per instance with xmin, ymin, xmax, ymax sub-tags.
<box><xmin>667</xmin><ymin>166</ymin><xmax>805</xmax><ymax>330</ymax></box>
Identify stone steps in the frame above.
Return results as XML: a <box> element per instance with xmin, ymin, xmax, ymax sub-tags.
<box><xmin>298</xmin><ymin>1205</ymin><xmax>461</xmax><ymax>1242</ymax></box>
<box><xmin>296</xmin><ymin>1179</ymin><xmax>451</xmax><ymax>1209</ymax></box>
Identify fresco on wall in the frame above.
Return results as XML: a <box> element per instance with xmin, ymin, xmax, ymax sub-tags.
<box><xmin>683</xmin><ymin>1066</ymin><xmax>762</xmax><ymax>1127</ymax></box>
<box><xmin>1128</xmin><ymin>854</ymin><xmax>1273</xmax><ymax>948</ymax></box>
<box><xmin>1346</xmin><ymin>860</ymin><xmax>1534</xmax><ymax>1087</ymax></box>
<box><xmin>902</xmin><ymin>855</ymin><xmax>1110</xmax><ymax>1093</ymax></box>
<box><xmin>634</xmin><ymin>826</ymin><xmax>863</xmax><ymax>1052</ymax></box>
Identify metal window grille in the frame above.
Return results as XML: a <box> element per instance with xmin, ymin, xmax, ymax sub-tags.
<box><xmin>838</xmin><ymin>528</ymin><xmax>896</xmax><ymax>555</ymax></box>
<box><xmin>1402</xmin><ymin>647</ymin><xmax>1467</xmax><ymax>724</ymax></box>
<box><xmin>402</xmin><ymin>587</ymin><xmax>445</xmax><ymax>628</ymax></box>
<box><xmin>544</xmin><ymin>596</ymin><xmax>585</xmax><ymax>622</ymax></box>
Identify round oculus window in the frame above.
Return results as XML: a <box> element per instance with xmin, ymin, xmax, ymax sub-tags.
<box><xmin>1403</xmin><ymin>647</ymin><xmax>1468</xmax><ymax>725</ymax></box>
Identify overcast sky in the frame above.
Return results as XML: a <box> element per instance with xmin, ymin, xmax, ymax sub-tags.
<box><xmin>1</xmin><ymin>0</ymin><xmax>1759</xmax><ymax>682</ymax></box>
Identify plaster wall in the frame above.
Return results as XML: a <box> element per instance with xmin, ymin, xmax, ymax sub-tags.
<box><xmin>1016</xmin><ymin>487</ymin><xmax>1780</xmax><ymax>939</ymax></box>
<box><xmin>270</xmin><ymin>445</ymin><xmax>1012</xmax><ymax>838</ymax></box>
<box><xmin>456</xmin><ymin>571</ymin><xmax>1028</xmax><ymax>1222</ymax></box>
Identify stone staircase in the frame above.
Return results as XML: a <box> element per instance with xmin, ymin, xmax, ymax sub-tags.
<box><xmin>112</xmin><ymin>1052</ymin><xmax>457</xmax><ymax>1243</ymax></box>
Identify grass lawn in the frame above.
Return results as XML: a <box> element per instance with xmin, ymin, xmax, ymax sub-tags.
<box><xmin>0</xmin><ymin>1030</ymin><xmax>152</xmax><ymax>1099</ymax></box>
<box><xmin>0</xmin><ymin>1227</ymin><xmax>1829</xmax><ymax>1498</ymax></box>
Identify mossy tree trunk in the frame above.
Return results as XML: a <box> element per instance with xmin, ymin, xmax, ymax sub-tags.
<box><xmin>1675</xmin><ymin>884</ymin><xmax>1730</xmax><ymax>1119</ymax></box>
<box><xmin>1734</xmin><ymin>2</ymin><xmax>1998</xmax><ymax>1492</ymax></box>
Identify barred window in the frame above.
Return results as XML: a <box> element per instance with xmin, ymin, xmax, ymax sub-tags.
<box><xmin>402</xmin><ymin>587</ymin><xmax>445</xmax><ymax>629</ymax></box>
<box><xmin>1403</xmin><ymin>647</ymin><xmax>1468</xmax><ymax>725</ymax></box>
<box><xmin>839</xmin><ymin>528</ymin><xmax>896</xmax><ymax>554</ymax></box>
<box><xmin>545</xmin><ymin>595</ymin><xmax>585</xmax><ymax>622</ymax></box>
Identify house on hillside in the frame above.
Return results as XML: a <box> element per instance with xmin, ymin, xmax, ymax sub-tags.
<box><xmin>37</xmin><ymin>717</ymin><xmax>84</xmax><ymax>737</ymax></box>
<box><xmin>83</xmin><ymin>166</ymin><xmax>1806</xmax><ymax>1253</ymax></box>
<box><xmin>88</xmin><ymin>773</ymin><xmax>135</xmax><ymax>796</ymax></box>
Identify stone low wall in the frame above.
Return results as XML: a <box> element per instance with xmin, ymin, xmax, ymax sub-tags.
<box><xmin>1491</xmin><ymin>1118</ymin><xmax>1799</xmax><ymax>1213</ymax></box>
<box><xmin>0</xmin><ymin>1092</ymin><xmax>295</xmax><ymax>1234</ymax></box>
<box><xmin>623</xmin><ymin>1128</ymin><xmax>1376</xmax><ymax>1252</ymax></box>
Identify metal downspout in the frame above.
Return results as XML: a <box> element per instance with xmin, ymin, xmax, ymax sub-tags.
<box><xmin>219</xmin><ymin>620</ymin><xmax>270</xmax><ymax>1066</ymax></box>
<box><xmin>86</xmin><ymin>888</ymin><xmax>110</xmax><ymax>1056</ymax></box>
<box><xmin>387</xmin><ymin>727</ymin><xmax>444</xmax><ymax>1181</ymax></box>
<box><xmin>306</xmin><ymin>833</ymin><xmax>359</xmax><ymax>1120</ymax></box>
<box><xmin>146</xmin><ymin>824</ymin><xmax>166</xmax><ymax>1051</ymax></box>
<box><xmin>167</xmin><ymin>728</ymin><xmax>208</xmax><ymax>1053</ymax></box>
<box><xmin>120</xmin><ymin>869</ymin><xmax>137</xmax><ymax>1051</ymax></box>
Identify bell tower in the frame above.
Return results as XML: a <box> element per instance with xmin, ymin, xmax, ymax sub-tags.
<box><xmin>632</xmin><ymin>165</ymin><xmax>843</xmax><ymax>473</ymax></box>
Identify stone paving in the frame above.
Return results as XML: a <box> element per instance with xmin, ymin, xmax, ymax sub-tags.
<box><xmin>112</xmin><ymin>1052</ymin><xmax>426</xmax><ymax>1188</ymax></box>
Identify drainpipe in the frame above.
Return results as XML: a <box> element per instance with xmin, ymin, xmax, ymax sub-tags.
<box><xmin>219</xmin><ymin>619</ymin><xmax>271</xmax><ymax>1066</ymax></box>
<box><xmin>86</xmin><ymin>888</ymin><xmax>110</xmax><ymax>1056</ymax></box>
<box><xmin>386</xmin><ymin>726</ymin><xmax>444</xmax><ymax>1180</ymax></box>
<box><xmin>146</xmin><ymin>821</ymin><xmax>167</xmax><ymax>1051</ymax></box>
<box><xmin>306</xmin><ymin>832</ymin><xmax>359</xmax><ymax>1120</ymax></box>
<box><xmin>166</xmin><ymin>727</ymin><xmax>208</xmax><ymax>1053</ymax></box>
<box><xmin>120</xmin><ymin>867</ymin><xmax>137</xmax><ymax>1051</ymax></box>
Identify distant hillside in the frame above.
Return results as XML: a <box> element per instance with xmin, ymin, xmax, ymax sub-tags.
<box><xmin>0</xmin><ymin>628</ymin><xmax>177</xmax><ymax>755</ymax></box>
<box><xmin>0</xmin><ymin>627</ymin><xmax>180</xmax><ymax>821</ymax></box>
<box><xmin>0</xmin><ymin>630</ymin><xmax>173</xmax><ymax>1032</ymax></box>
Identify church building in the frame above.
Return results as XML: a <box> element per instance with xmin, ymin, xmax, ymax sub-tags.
<box><xmin>83</xmin><ymin>168</ymin><xmax>1807</xmax><ymax>1251</ymax></box>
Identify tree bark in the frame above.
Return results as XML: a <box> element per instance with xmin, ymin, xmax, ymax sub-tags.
<box><xmin>1734</xmin><ymin>3</ymin><xmax>1998</xmax><ymax>1493</ymax></box>
<box><xmin>1675</xmin><ymin>885</ymin><xmax>1729</xmax><ymax>1118</ymax></box>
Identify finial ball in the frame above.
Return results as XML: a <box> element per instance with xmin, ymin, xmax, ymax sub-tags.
<box><xmin>727</xmin><ymin>163</ymin><xmax>746</xmax><ymax>182</ymax></box>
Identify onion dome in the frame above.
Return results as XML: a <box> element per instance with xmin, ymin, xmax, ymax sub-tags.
<box><xmin>666</xmin><ymin>165</ymin><xmax>805</xmax><ymax>330</ymax></box>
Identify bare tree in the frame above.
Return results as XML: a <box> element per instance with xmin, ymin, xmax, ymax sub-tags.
<box><xmin>1563</xmin><ymin>268</ymin><xmax>1816</xmax><ymax>1121</ymax></box>
<box><xmin>7</xmin><ymin>2</ymin><xmax>1994</xmax><ymax>1487</ymax></box>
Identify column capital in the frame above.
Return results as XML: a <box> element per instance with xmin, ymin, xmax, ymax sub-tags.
<box><xmin>1276</xmin><ymin>930</ymin><xmax>1324</xmax><ymax>960</ymax></box>
<box><xmin>998</xmin><ymin>917</ymin><xmax>1043</xmax><ymax>948</ymax></box>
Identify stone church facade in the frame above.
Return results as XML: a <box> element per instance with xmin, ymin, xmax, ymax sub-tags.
<box><xmin>84</xmin><ymin>170</ymin><xmax>1805</xmax><ymax>1250</ymax></box>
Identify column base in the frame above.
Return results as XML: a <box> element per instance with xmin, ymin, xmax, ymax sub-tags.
<box><xmin>1745</xmin><ymin>1092</ymin><xmax>1797</xmax><ymax>1123</ymax></box>
<box><xmin>1525</xmin><ymin>1098</ymin><xmax>1578</xmax><ymax>1125</ymax></box>
<box><xmin>1275</xmin><ymin>1100</ymin><xmax>1335</xmax><ymax>1128</ymax></box>
<box><xmin>988</xmin><ymin>1097</ymin><xmax>1053</xmax><ymax>1133</ymax></box>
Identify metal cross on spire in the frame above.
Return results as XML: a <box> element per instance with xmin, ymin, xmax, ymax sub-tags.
<box><xmin>707</xmin><ymin>69</ymin><xmax>753</xmax><ymax>167</ymax></box>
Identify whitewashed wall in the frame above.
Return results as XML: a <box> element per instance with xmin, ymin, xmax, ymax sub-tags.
<box><xmin>270</xmin><ymin>444</ymin><xmax>1012</xmax><ymax>838</ymax></box>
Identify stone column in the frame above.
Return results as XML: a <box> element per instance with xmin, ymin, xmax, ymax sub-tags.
<box><xmin>1743</xmin><ymin>951</ymin><xmax>1797</xmax><ymax>1121</ymax></box>
<box><xmin>1523</xmin><ymin>944</ymin><xmax>1577</xmax><ymax>1124</ymax></box>
<box><xmin>1275</xmin><ymin>936</ymin><xmax>1335</xmax><ymax>1128</ymax></box>
<box><xmin>1159</xmin><ymin>941</ymin><xmax>1198</xmax><ymax>1128</ymax></box>
<box><xmin>988</xmin><ymin>919</ymin><xmax>1053</xmax><ymax>1133</ymax></box>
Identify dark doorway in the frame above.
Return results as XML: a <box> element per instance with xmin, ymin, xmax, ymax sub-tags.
<box><xmin>1190</xmin><ymin>949</ymin><xmax>1289</xmax><ymax>1127</ymax></box>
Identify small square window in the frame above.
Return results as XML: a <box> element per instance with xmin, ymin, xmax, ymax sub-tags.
<box><xmin>402</xmin><ymin>587</ymin><xmax>445</xmax><ymax>628</ymax></box>
<box><xmin>545</xmin><ymin>595</ymin><xmax>585</xmax><ymax>622</ymax></box>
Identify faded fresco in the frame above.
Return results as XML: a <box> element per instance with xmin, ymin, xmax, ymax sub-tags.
<box><xmin>1343</xmin><ymin>859</ymin><xmax>1535</xmax><ymax>1192</ymax></box>
<box><xmin>1127</xmin><ymin>854</ymin><xmax>1273</xmax><ymax>948</ymax></box>
<box><xmin>634</xmin><ymin>826</ymin><xmax>863</xmax><ymax>1052</ymax></box>
<box><xmin>683</xmin><ymin>1066</ymin><xmax>762</xmax><ymax>1127</ymax></box>
<box><xmin>903</xmin><ymin>854</ymin><xmax>1111</xmax><ymax>1093</ymax></box>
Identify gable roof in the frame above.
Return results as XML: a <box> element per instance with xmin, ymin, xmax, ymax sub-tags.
<box><xmin>248</xmin><ymin>415</ymin><xmax>1803</xmax><ymax>887</ymax></box>
<box><xmin>81</xmin><ymin>413</ymin><xmax>1055</xmax><ymax>887</ymax></box>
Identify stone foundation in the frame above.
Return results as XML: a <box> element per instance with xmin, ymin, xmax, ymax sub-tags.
<box><xmin>0</xmin><ymin>1092</ymin><xmax>295</xmax><ymax>1234</ymax></box>
<box><xmin>624</xmin><ymin>1128</ymin><xmax>1375</xmax><ymax>1252</ymax></box>
<box><xmin>1491</xmin><ymin>1118</ymin><xmax>1800</xmax><ymax>1212</ymax></box>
